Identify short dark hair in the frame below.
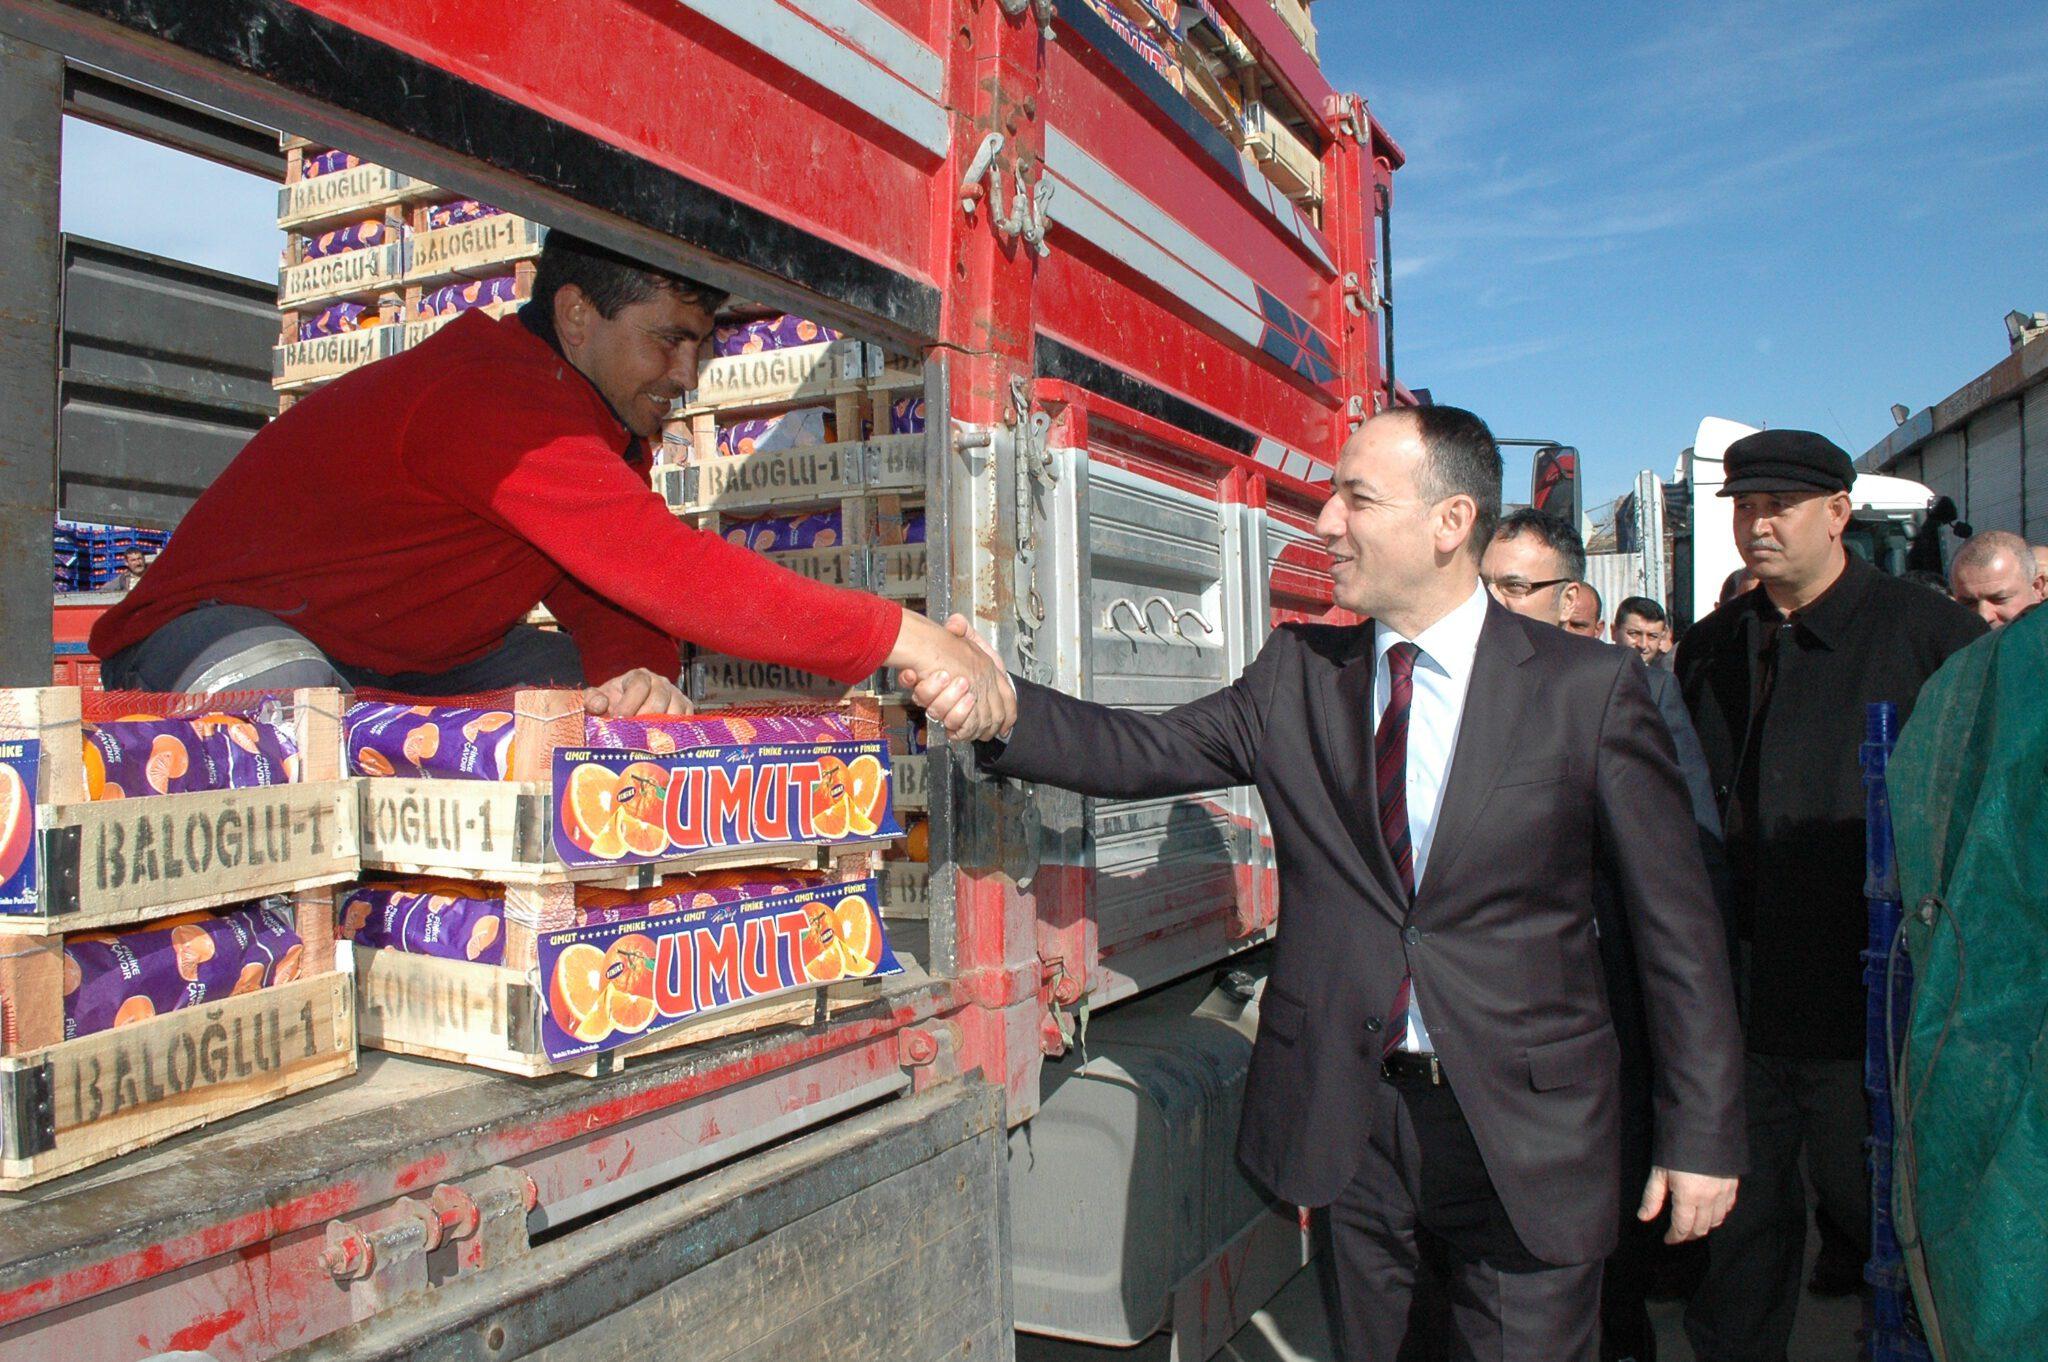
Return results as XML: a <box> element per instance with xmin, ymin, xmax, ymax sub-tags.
<box><xmin>1615</xmin><ymin>596</ymin><xmax>1667</xmax><ymax>631</ymax></box>
<box><xmin>531</xmin><ymin>231</ymin><xmax>729</xmax><ymax>321</ymax></box>
<box><xmin>1405</xmin><ymin>405</ymin><xmax>1502</xmax><ymax>559</ymax></box>
<box><xmin>1492</xmin><ymin>506</ymin><xmax>1586</xmax><ymax>581</ymax></box>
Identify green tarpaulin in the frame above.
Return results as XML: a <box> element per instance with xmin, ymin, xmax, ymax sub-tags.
<box><xmin>1891</xmin><ymin>605</ymin><xmax>2048</xmax><ymax>1362</ymax></box>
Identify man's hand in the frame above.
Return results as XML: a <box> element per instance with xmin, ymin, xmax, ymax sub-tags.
<box><xmin>1639</xmin><ymin>1167</ymin><xmax>1738</xmax><ymax>1244</ymax></box>
<box><xmin>891</xmin><ymin>612</ymin><xmax>1014</xmax><ymax>741</ymax></box>
<box><xmin>583</xmin><ymin>668</ymin><xmax>694</xmax><ymax>717</ymax></box>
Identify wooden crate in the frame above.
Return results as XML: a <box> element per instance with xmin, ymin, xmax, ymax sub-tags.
<box><xmin>355</xmin><ymin>692</ymin><xmax>891</xmax><ymax>882</ymax></box>
<box><xmin>684</xmin><ymin>339</ymin><xmax>919</xmax><ymax>412</ymax></box>
<box><xmin>0</xmin><ymin>889</ymin><xmax>355</xmax><ymax>1189</ymax></box>
<box><xmin>878</xmin><ymin>860</ymin><xmax>932</xmax><ymax>920</ymax></box>
<box><xmin>278</xmin><ymin>238</ymin><xmax>406</xmax><ymax>310</ymax></box>
<box><xmin>655</xmin><ymin>434</ymin><xmax>927</xmax><ymax>517</ymax></box>
<box><xmin>272</xmin><ymin>322</ymin><xmax>405</xmax><ymax>394</ymax></box>
<box><xmin>352</xmin><ymin>943</ymin><xmax>886</xmax><ymax>1078</ymax></box>
<box><xmin>0</xmin><ymin>688</ymin><xmax>359</xmax><ymax>934</ymax></box>
<box><xmin>401</xmin><ymin>260</ymin><xmax>536</xmax><ymax>349</ymax></box>
<box><xmin>402</xmin><ymin>209</ymin><xmax>545</xmax><ymax>286</ymax></box>
<box><xmin>686</xmin><ymin>656</ymin><xmax>902</xmax><ymax>706</ymax></box>
<box><xmin>1269</xmin><ymin>0</ymin><xmax>1317</xmax><ymax>61</ymax></box>
<box><xmin>277</xmin><ymin>156</ymin><xmax>428</xmax><ymax>232</ymax></box>
<box><xmin>1242</xmin><ymin>101</ymin><xmax>1322</xmax><ymax>204</ymax></box>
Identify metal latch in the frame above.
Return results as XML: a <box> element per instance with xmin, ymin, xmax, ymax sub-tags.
<box><xmin>512</xmin><ymin>791</ymin><xmax>552</xmax><ymax>866</ymax></box>
<box><xmin>0</xmin><ymin>1062</ymin><xmax>56</xmax><ymax>1160</ymax></box>
<box><xmin>320</xmin><ymin>1167</ymin><xmax>540</xmax><ymax>1320</ymax></box>
<box><xmin>37</xmin><ymin>826</ymin><xmax>80</xmax><ymax>917</ymax></box>
<box><xmin>959</xmin><ymin>132</ymin><xmax>1054</xmax><ymax>258</ymax></box>
<box><xmin>1342</xmin><ymin>271</ymin><xmax>1378</xmax><ymax>315</ymax></box>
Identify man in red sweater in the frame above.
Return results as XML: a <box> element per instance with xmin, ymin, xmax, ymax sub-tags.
<box><xmin>93</xmin><ymin>234</ymin><xmax>1010</xmax><ymax>734</ymax></box>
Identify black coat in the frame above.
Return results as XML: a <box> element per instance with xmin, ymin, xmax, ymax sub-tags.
<box><xmin>1675</xmin><ymin>552</ymin><xmax>1984</xmax><ymax>1059</ymax></box>
<box><xmin>986</xmin><ymin>602</ymin><xmax>1745</xmax><ymax>1266</ymax></box>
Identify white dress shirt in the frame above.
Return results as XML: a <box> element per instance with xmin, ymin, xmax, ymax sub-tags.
<box><xmin>1372</xmin><ymin>578</ymin><xmax>1489</xmax><ymax>1050</ymax></box>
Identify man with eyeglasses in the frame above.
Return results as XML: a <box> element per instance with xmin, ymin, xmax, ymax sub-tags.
<box><xmin>92</xmin><ymin>232</ymin><xmax>1010</xmax><ymax>736</ymax></box>
<box><xmin>1485</xmin><ymin>508</ymin><xmax>1730</xmax><ymax>1362</ymax></box>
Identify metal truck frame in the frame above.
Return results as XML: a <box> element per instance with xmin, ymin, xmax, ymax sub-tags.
<box><xmin>0</xmin><ymin>2</ymin><xmax>1397</xmax><ymax>1356</ymax></box>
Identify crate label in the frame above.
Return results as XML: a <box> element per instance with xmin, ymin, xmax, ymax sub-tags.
<box><xmin>871</xmin><ymin>543</ymin><xmax>929</xmax><ymax>596</ymax></box>
<box><xmin>892</xmin><ymin>749</ymin><xmax>930</xmax><ymax>808</ymax></box>
<box><xmin>87</xmin><ymin>792</ymin><xmax>344</xmax><ymax>895</ymax></box>
<box><xmin>869</xmin><ymin>435</ymin><xmax>927</xmax><ymax>489</ymax></box>
<box><xmin>409</xmin><ymin>216</ymin><xmax>541</xmax><ymax>276</ymax></box>
<box><xmin>769</xmin><ymin>547</ymin><xmax>855</xmax><ymax>588</ymax></box>
<box><xmin>551</xmin><ymin>742</ymin><xmax>902</xmax><ymax>869</ymax></box>
<box><xmin>359</xmin><ymin>785</ymin><xmax>516</xmax><ymax>861</ymax></box>
<box><xmin>882</xmin><ymin>863</ymin><xmax>931</xmax><ymax>915</ymax></box>
<box><xmin>278</xmin><ymin>328</ymin><xmax>397</xmax><ymax>379</ymax></box>
<box><xmin>282</xmin><ymin>164</ymin><xmax>404</xmax><ymax>221</ymax></box>
<box><xmin>280</xmin><ymin>246</ymin><xmax>399</xmax><ymax>304</ymax></box>
<box><xmin>692</xmin><ymin>340</ymin><xmax>855</xmax><ymax>405</ymax></box>
<box><xmin>698</xmin><ymin>446</ymin><xmax>856</xmax><ymax>504</ymax></box>
<box><xmin>536</xmin><ymin>877</ymin><xmax>901</xmax><ymax>1063</ymax></box>
<box><xmin>55</xmin><ymin>988</ymin><xmax>332</xmax><ymax>1133</ymax></box>
<box><xmin>0</xmin><ymin>740</ymin><xmax>39</xmax><ymax>913</ymax></box>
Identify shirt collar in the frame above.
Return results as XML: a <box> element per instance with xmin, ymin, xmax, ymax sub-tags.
<box><xmin>1755</xmin><ymin>550</ymin><xmax>1870</xmax><ymax>649</ymax></box>
<box><xmin>1373</xmin><ymin>578</ymin><xmax>1488</xmax><ymax>680</ymax></box>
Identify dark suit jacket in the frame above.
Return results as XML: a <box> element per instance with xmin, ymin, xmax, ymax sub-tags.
<box><xmin>1676</xmin><ymin>553</ymin><xmax>1983</xmax><ymax>1058</ymax></box>
<box><xmin>985</xmin><ymin>599</ymin><xmax>1745</xmax><ymax>1265</ymax></box>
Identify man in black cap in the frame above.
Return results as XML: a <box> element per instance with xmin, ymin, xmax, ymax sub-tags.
<box><xmin>1676</xmin><ymin>429</ymin><xmax>1982</xmax><ymax>1360</ymax></box>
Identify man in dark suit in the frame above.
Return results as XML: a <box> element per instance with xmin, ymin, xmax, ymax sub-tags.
<box><xmin>1482</xmin><ymin>508</ymin><xmax>1735</xmax><ymax>1362</ymax></box>
<box><xmin>908</xmin><ymin>405</ymin><xmax>1745</xmax><ymax>1356</ymax></box>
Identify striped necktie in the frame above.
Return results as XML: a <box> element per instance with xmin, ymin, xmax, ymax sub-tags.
<box><xmin>1378</xmin><ymin>641</ymin><xmax>1419</xmax><ymax>1057</ymax></box>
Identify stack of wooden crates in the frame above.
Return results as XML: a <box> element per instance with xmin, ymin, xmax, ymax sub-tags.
<box><xmin>653</xmin><ymin>330</ymin><xmax>936</xmax><ymax>932</ymax></box>
<box><xmin>272</xmin><ymin>136</ymin><xmax>543</xmax><ymax>407</ymax></box>
<box><xmin>0</xmin><ymin>687</ymin><xmax>361</xmax><ymax>1187</ymax></box>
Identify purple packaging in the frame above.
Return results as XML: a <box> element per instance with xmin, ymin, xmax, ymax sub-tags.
<box><xmin>339</xmin><ymin>882</ymin><xmax>504</xmax><ymax>964</ymax></box>
<box><xmin>301</xmin><ymin>219</ymin><xmax>389</xmax><ymax>260</ymax></box>
<box><xmin>711</xmin><ymin>315</ymin><xmax>839</xmax><ymax>357</ymax></box>
<box><xmin>304</xmin><ymin>149</ymin><xmax>360</xmax><ymax>178</ymax></box>
<box><xmin>890</xmin><ymin>395</ymin><xmax>927</xmax><ymax>434</ymax></box>
<box><xmin>583</xmin><ymin>711</ymin><xmax>856</xmax><ymax>754</ymax></box>
<box><xmin>424</xmin><ymin>199</ymin><xmax>504</xmax><ymax>230</ymax></box>
<box><xmin>64</xmin><ymin>904</ymin><xmax>305</xmax><ymax>1040</ymax></box>
<box><xmin>418</xmin><ymin>275</ymin><xmax>520</xmax><ymax>317</ymax></box>
<box><xmin>299</xmin><ymin>301</ymin><xmax>370</xmax><ymax>340</ymax></box>
<box><xmin>716</xmin><ymin>407</ymin><xmax>829</xmax><ymax>459</ymax></box>
<box><xmin>346</xmin><ymin>701</ymin><xmax>515</xmax><ymax>781</ymax></box>
<box><xmin>904</xmin><ymin>509</ymin><xmax>927</xmax><ymax>545</ymax></box>
<box><xmin>83</xmin><ymin>715</ymin><xmax>299</xmax><ymax>800</ymax></box>
<box><xmin>720</xmin><ymin>510</ymin><xmax>842</xmax><ymax>554</ymax></box>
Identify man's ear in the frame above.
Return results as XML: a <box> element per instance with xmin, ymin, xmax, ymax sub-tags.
<box><xmin>1557</xmin><ymin>580</ymin><xmax>1584</xmax><ymax>626</ymax></box>
<box><xmin>553</xmin><ymin>284</ymin><xmax>592</xmax><ymax>352</ymax></box>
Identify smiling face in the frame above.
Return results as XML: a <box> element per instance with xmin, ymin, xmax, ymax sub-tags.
<box><xmin>554</xmin><ymin>285</ymin><xmax>716</xmax><ymax>438</ymax></box>
<box><xmin>1616</xmin><ymin>610</ymin><xmax>1668</xmax><ymax>663</ymax></box>
<box><xmin>1314</xmin><ymin>411</ymin><xmax>1481</xmax><ymax>627</ymax></box>
<box><xmin>1733</xmin><ymin>489</ymin><xmax>1851</xmax><ymax>603</ymax></box>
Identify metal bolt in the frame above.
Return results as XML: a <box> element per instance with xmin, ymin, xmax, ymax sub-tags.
<box><xmin>320</xmin><ymin>1223</ymin><xmax>373</xmax><ymax>1281</ymax></box>
<box><xmin>903</xmin><ymin>1029</ymin><xmax>941</xmax><ymax>1066</ymax></box>
<box><xmin>1053</xmin><ymin>974</ymin><xmax>1082</xmax><ymax>1005</ymax></box>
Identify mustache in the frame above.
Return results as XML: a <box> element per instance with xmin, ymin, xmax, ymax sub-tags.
<box><xmin>1746</xmin><ymin>538</ymin><xmax>1782</xmax><ymax>553</ymax></box>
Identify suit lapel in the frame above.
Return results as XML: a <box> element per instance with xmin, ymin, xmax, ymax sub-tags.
<box><xmin>1416</xmin><ymin>601</ymin><xmax>1537</xmax><ymax>894</ymax></box>
<box><xmin>1309</xmin><ymin>627</ymin><xmax>1409</xmax><ymax>921</ymax></box>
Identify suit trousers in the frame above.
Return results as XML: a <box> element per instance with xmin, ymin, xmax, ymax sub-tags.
<box><xmin>1683</xmin><ymin>1053</ymin><xmax>1870</xmax><ymax>1361</ymax></box>
<box><xmin>1316</xmin><ymin>1072</ymin><xmax>1602</xmax><ymax>1360</ymax></box>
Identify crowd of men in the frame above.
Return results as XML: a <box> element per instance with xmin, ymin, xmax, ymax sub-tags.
<box><xmin>1474</xmin><ymin>429</ymin><xmax>1996</xmax><ymax>1360</ymax></box>
<box><xmin>908</xmin><ymin>415</ymin><xmax>2008</xmax><ymax>1360</ymax></box>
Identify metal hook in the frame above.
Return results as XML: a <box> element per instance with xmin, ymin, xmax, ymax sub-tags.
<box><xmin>1173</xmin><ymin>606</ymin><xmax>1218</xmax><ymax>642</ymax></box>
<box><xmin>1022</xmin><ymin>174</ymin><xmax>1055</xmax><ymax>258</ymax></box>
<box><xmin>1106</xmin><ymin>597</ymin><xmax>1146</xmax><ymax>647</ymax></box>
<box><xmin>1140</xmin><ymin>595</ymin><xmax>1181</xmax><ymax>644</ymax></box>
<box><xmin>960</xmin><ymin>133</ymin><xmax>1004</xmax><ymax>215</ymax></box>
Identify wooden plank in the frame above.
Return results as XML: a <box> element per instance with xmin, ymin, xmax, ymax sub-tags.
<box><xmin>682</xmin><ymin>340</ymin><xmax>920</xmax><ymax>412</ymax></box>
<box><xmin>891</xmin><ymin>745</ymin><xmax>930</xmax><ymax>813</ymax></box>
<box><xmin>353</xmin><ymin>946</ymin><xmax>860</xmax><ymax>1078</ymax></box>
<box><xmin>687</xmin><ymin>656</ymin><xmax>902</xmax><ymax>706</ymax></box>
<box><xmin>276</xmin><ymin>162</ymin><xmax>424</xmax><ymax>230</ymax></box>
<box><xmin>0</xmin><ymin>686</ymin><xmax>85</xmax><ymax>803</ymax></box>
<box><xmin>1243</xmin><ymin>100</ymin><xmax>1322</xmax><ymax>203</ymax></box>
<box><xmin>868</xmin><ymin>541</ymin><xmax>930</xmax><ymax>599</ymax></box>
<box><xmin>272</xmin><ymin>324</ymin><xmax>404</xmax><ymax>393</ymax></box>
<box><xmin>0</xmin><ymin>932</ymin><xmax>64</xmax><ymax>1053</ymax></box>
<box><xmin>402</xmin><ymin>213</ymin><xmax>545</xmax><ymax>286</ymax></box>
<box><xmin>879</xmin><ymin>861</ymin><xmax>931</xmax><ymax>920</ymax></box>
<box><xmin>15</xmin><ymin>781</ymin><xmax>359</xmax><ymax>934</ymax></box>
<box><xmin>401</xmin><ymin>297</ymin><xmax>521</xmax><ymax>349</ymax></box>
<box><xmin>277</xmin><ymin>241</ymin><xmax>405</xmax><ymax>309</ymax></box>
<box><xmin>0</xmin><ymin>973</ymin><xmax>356</xmax><ymax>1189</ymax></box>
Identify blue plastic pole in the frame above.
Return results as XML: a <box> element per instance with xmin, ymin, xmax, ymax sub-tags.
<box><xmin>1862</xmin><ymin>700</ymin><xmax>1930</xmax><ymax>1361</ymax></box>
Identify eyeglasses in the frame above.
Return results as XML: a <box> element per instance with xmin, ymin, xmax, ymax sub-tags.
<box><xmin>1483</xmin><ymin>575</ymin><xmax>1571</xmax><ymax>600</ymax></box>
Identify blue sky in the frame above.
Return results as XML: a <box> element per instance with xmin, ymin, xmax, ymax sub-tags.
<box><xmin>61</xmin><ymin>3</ymin><xmax>2044</xmax><ymax>511</ymax></box>
<box><xmin>1323</xmin><ymin>1</ymin><xmax>2048</xmax><ymax>507</ymax></box>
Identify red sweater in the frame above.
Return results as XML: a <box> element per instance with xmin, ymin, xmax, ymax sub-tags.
<box><xmin>92</xmin><ymin>311</ymin><xmax>901</xmax><ymax>685</ymax></box>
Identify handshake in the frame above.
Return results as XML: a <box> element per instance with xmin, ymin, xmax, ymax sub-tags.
<box><xmin>890</xmin><ymin>612</ymin><xmax>1015</xmax><ymax>742</ymax></box>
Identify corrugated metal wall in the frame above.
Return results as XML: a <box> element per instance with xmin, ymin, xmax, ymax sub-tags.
<box><xmin>1883</xmin><ymin>382</ymin><xmax>2045</xmax><ymax>542</ymax></box>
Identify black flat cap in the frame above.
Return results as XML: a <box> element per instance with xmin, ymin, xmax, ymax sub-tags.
<box><xmin>1718</xmin><ymin>429</ymin><xmax>1856</xmax><ymax>497</ymax></box>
